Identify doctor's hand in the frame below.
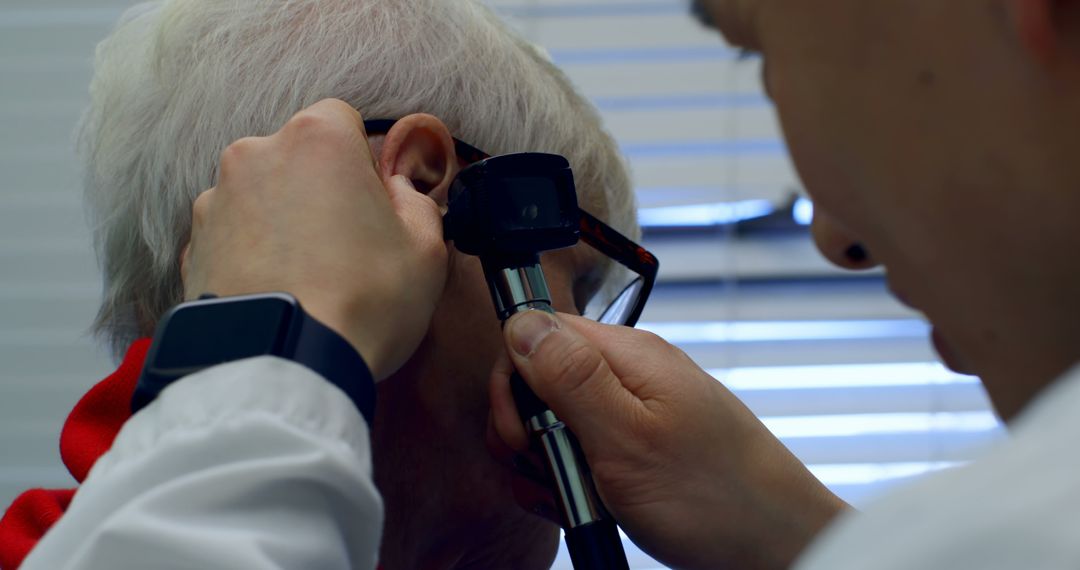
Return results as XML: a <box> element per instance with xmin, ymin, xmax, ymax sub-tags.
<box><xmin>490</xmin><ymin>312</ymin><xmax>850</xmax><ymax>570</ymax></box>
<box><xmin>182</xmin><ymin>99</ymin><xmax>448</xmax><ymax>381</ymax></box>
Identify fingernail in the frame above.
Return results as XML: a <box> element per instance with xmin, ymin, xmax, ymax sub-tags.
<box><xmin>508</xmin><ymin>311</ymin><xmax>559</xmax><ymax>357</ymax></box>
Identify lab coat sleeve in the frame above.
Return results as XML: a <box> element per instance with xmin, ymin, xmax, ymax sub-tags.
<box><xmin>19</xmin><ymin>356</ymin><xmax>383</xmax><ymax>570</ymax></box>
<box><xmin>793</xmin><ymin>366</ymin><xmax>1080</xmax><ymax>570</ymax></box>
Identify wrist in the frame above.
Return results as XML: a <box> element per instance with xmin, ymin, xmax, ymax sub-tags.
<box><xmin>738</xmin><ymin>441</ymin><xmax>850</xmax><ymax>569</ymax></box>
<box><xmin>135</xmin><ymin>293</ymin><xmax>376</xmax><ymax>424</ymax></box>
<box><xmin>302</xmin><ymin>300</ymin><xmax>390</xmax><ymax>381</ymax></box>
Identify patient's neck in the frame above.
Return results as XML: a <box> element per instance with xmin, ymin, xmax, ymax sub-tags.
<box><xmin>370</xmin><ymin>380</ymin><xmax>559</xmax><ymax>569</ymax></box>
<box><xmin>376</xmin><ymin>478</ymin><xmax>559</xmax><ymax>569</ymax></box>
<box><xmin>370</xmin><ymin>344</ymin><xmax>562</xmax><ymax>569</ymax></box>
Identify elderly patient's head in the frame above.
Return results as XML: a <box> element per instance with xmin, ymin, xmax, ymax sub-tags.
<box><xmin>80</xmin><ymin>0</ymin><xmax>635</xmax><ymax>567</ymax></box>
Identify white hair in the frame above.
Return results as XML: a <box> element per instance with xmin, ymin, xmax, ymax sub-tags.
<box><xmin>80</xmin><ymin>0</ymin><xmax>637</xmax><ymax>359</ymax></box>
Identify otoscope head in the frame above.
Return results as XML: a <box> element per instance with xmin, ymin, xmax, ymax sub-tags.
<box><xmin>441</xmin><ymin>152</ymin><xmax>632</xmax><ymax>570</ymax></box>
<box><xmin>443</xmin><ymin>153</ymin><xmax>580</xmax><ymax>258</ymax></box>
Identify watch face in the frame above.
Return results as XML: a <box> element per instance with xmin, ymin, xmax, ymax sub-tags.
<box><xmin>152</xmin><ymin>295</ymin><xmax>297</xmax><ymax>373</ymax></box>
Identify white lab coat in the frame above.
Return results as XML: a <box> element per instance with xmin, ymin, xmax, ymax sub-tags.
<box><xmin>21</xmin><ymin>353</ymin><xmax>1080</xmax><ymax>569</ymax></box>
<box><xmin>797</xmin><ymin>364</ymin><xmax>1080</xmax><ymax>570</ymax></box>
<box><xmin>20</xmin><ymin>356</ymin><xmax>383</xmax><ymax>570</ymax></box>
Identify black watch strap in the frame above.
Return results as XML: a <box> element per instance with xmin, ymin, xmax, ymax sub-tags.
<box><xmin>132</xmin><ymin>293</ymin><xmax>376</xmax><ymax>427</ymax></box>
<box><xmin>291</xmin><ymin>307</ymin><xmax>377</xmax><ymax>425</ymax></box>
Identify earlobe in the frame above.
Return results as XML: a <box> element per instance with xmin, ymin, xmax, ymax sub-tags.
<box><xmin>377</xmin><ymin>114</ymin><xmax>459</xmax><ymax>208</ymax></box>
<box><xmin>1008</xmin><ymin>0</ymin><xmax>1058</xmax><ymax>64</ymax></box>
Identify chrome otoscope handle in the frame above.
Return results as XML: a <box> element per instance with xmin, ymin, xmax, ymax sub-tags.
<box><xmin>484</xmin><ymin>258</ymin><xmax>629</xmax><ymax>570</ymax></box>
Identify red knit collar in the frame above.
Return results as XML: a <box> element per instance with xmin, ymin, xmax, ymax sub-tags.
<box><xmin>60</xmin><ymin>339</ymin><xmax>153</xmax><ymax>483</ymax></box>
<box><xmin>0</xmin><ymin>341</ymin><xmax>387</xmax><ymax>570</ymax></box>
<box><xmin>0</xmin><ymin>339</ymin><xmax>151</xmax><ymax>570</ymax></box>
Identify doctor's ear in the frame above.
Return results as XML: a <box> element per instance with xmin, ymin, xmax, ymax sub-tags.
<box><xmin>376</xmin><ymin>114</ymin><xmax>459</xmax><ymax>208</ymax></box>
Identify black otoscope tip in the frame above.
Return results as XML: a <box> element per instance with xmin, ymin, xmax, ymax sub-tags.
<box><xmin>566</xmin><ymin>520</ymin><xmax>630</xmax><ymax>570</ymax></box>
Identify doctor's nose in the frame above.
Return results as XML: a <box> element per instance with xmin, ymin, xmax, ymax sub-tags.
<box><xmin>810</xmin><ymin>209</ymin><xmax>878</xmax><ymax>271</ymax></box>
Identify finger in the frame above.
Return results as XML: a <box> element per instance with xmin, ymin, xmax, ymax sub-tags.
<box><xmin>485</xmin><ymin>414</ymin><xmax>551</xmax><ymax>487</ymax></box>
<box><xmin>511</xmin><ymin>472</ymin><xmax>560</xmax><ymax>525</ymax></box>
<box><xmin>545</xmin><ymin>314</ymin><xmax>679</xmax><ymax>402</ymax></box>
<box><xmin>485</xmin><ymin>412</ymin><xmax>519</xmax><ymax>464</ymax></box>
<box><xmin>489</xmin><ymin>352</ymin><xmax>530</xmax><ymax>452</ymax></box>
<box><xmin>485</xmin><ymin>412</ymin><xmax>559</xmax><ymax>521</ymax></box>
<box><xmin>385</xmin><ymin>174</ymin><xmax>447</xmax><ymax>252</ymax></box>
<box><xmin>502</xmin><ymin>310</ymin><xmax>644</xmax><ymax>453</ymax></box>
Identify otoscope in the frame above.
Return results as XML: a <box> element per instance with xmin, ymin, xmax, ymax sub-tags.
<box><xmin>443</xmin><ymin>153</ymin><xmax>631</xmax><ymax>570</ymax></box>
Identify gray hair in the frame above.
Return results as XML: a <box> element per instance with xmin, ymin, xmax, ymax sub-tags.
<box><xmin>80</xmin><ymin>0</ymin><xmax>637</xmax><ymax>359</ymax></box>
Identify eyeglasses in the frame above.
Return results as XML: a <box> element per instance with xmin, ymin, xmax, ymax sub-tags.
<box><xmin>363</xmin><ymin>119</ymin><xmax>659</xmax><ymax>328</ymax></box>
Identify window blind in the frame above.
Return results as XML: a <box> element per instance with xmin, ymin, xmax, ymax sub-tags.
<box><xmin>0</xmin><ymin>2</ymin><xmax>1002</xmax><ymax>569</ymax></box>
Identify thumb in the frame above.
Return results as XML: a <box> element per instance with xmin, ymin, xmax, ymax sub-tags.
<box><xmin>503</xmin><ymin>311</ymin><xmax>643</xmax><ymax>452</ymax></box>
<box><xmin>385</xmin><ymin>174</ymin><xmax>446</xmax><ymax>249</ymax></box>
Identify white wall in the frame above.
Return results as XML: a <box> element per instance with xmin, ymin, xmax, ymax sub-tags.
<box><xmin>1</xmin><ymin>2</ymin><xmax>121</xmax><ymax>501</ymax></box>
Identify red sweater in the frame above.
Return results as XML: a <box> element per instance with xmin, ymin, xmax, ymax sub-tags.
<box><xmin>0</xmin><ymin>339</ymin><xmax>150</xmax><ymax>569</ymax></box>
<box><xmin>0</xmin><ymin>341</ymin><xmax>387</xmax><ymax>570</ymax></box>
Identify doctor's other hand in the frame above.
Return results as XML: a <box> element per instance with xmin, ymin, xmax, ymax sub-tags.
<box><xmin>490</xmin><ymin>312</ymin><xmax>850</xmax><ymax>570</ymax></box>
<box><xmin>182</xmin><ymin>99</ymin><xmax>448</xmax><ymax>381</ymax></box>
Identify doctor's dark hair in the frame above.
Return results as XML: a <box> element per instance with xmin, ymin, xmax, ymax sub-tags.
<box><xmin>79</xmin><ymin>0</ymin><xmax>637</xmax><ymax>360</ymax></box>
<box><xmin>690</xmin><ymin>0</ymin><xmax>715</xmax><ymax>29</ymax></box>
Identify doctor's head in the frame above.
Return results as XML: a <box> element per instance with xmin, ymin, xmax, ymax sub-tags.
<box><xmin>694</xmin><ymin>0</ymin><xmax>1080</xmax><ymax>422</ymax></box>
<box><xmin>80</xmin><ymin>0</ymin><xmax>636</xmax><ymax>567</ymax></box>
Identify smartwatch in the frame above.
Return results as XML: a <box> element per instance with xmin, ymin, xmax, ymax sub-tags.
<box><xmin>132</xmin><ymin>292</ymin><xmax>376</xmax><ymax>426</ymax></box>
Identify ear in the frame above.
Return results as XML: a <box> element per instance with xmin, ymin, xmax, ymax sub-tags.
<box><xmin>377</xmin><ymin>114</ymin><xmax>459</xmax><ymax>208</ymax></box>
<box><xmin>1007</xmin><ymin>0</ymin><xmax>1059</xmax><ymax>63</ymax></box>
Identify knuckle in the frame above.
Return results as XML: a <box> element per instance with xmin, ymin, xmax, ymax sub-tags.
<box><xmin>620</xmin><ymin>327</ymin><xmax>666</xmax><ymax>354</ymax></box>
<box><xmin>319</xmin><ymin>98</ymin><xmax>361</xmax><ymax>121</ymax></box>
<box><xmin>179</xmin><ymin>245</ymin><xmax>191</xmax><ymax>279</ymax></box>
<box><xmin>637</xmin><ymin>328</ymin><xmax>679</xmax><ymax>355</ymax></box>
<box><xmin>654</xmin><ymin>336</ymin><xmax>693</xmax><ymax>370</ymax></box>
<box><xmin>281</xmin><ymin>107</ymin><xmax>354</xmax><ymax>147</ymax></box>
<box><xmin>545</xmin><ymin>338</ymin><xmax>606</xmax><ymax>397</ymax></box>
<box><xmin>191</xmin><ymin>191</ymin><xmax>212</xmax><ymax>224</ymax></box>
<box><xmin>632</xmin><ymin>328</ymin><xmax>665</xmax><ymax>346</ymax></box>
<box><xmin>282</xmin><ymin>110</ymin><xmax>327</xmax><ymax>137</ymax></box>
<box><xmin>420</xmin><ymin>239</ymin><xmax>448</xmax><ymax>268</ymax></box>
<box><xmin>218</xmin><ymin>137</ymin><xmax>261</xmax><ymax>180</ymax></box>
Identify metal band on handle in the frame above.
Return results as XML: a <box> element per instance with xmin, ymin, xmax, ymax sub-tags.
<box><xmin>485</xmin><ymin>258</ymin><xmax>609</xmax><ymax>531</ymax></box>
<box><xmin>527</xmin><ymin>410</ymin><xmax>605</xmax><ymax>528</ymax></box>
<box><xmin>489</xmin><ymin>265</ymin><xmax>554</xmax><ymax>321</ymax></box>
